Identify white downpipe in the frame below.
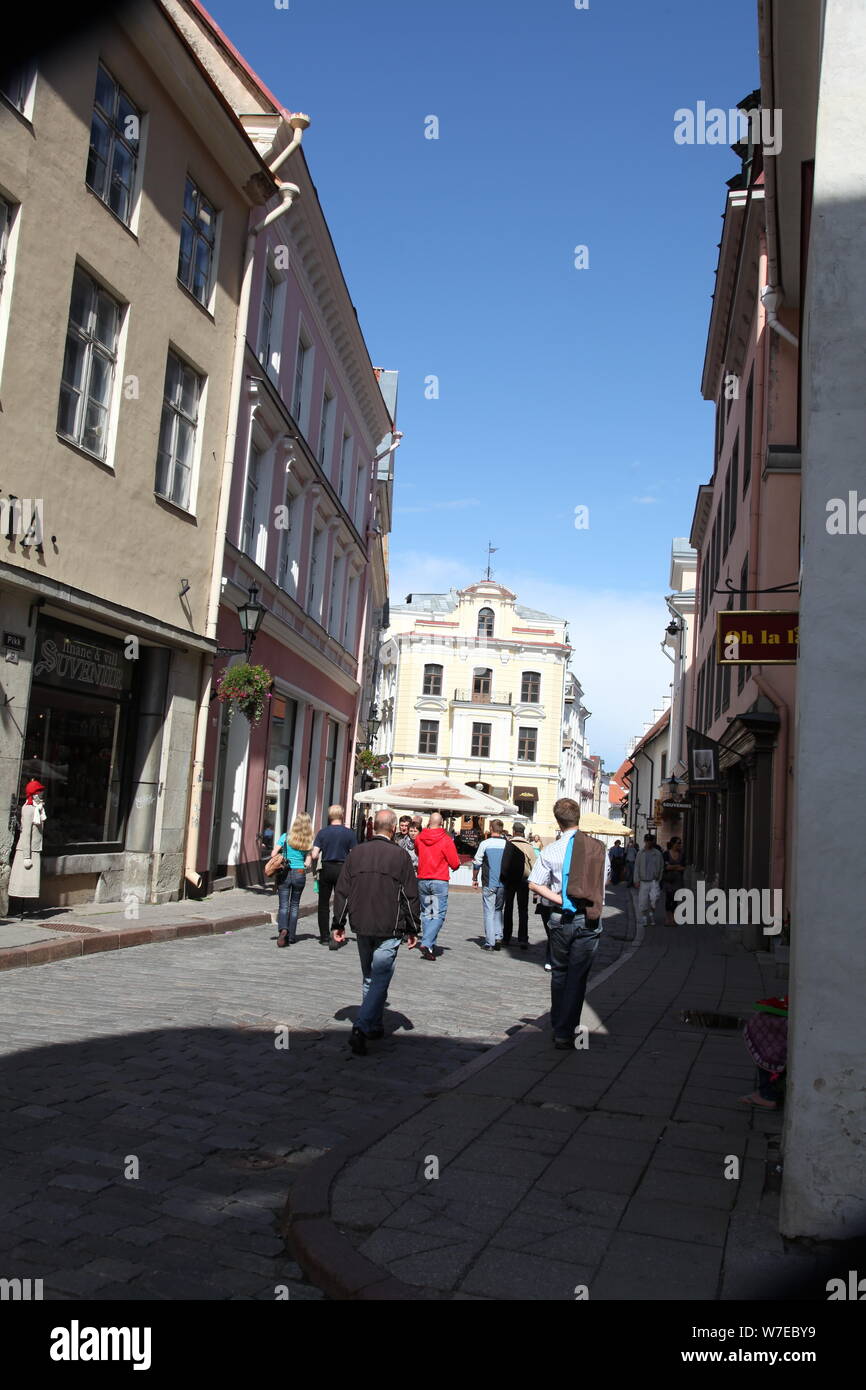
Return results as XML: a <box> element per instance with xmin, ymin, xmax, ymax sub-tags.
<box><xmin>184</xmin><ymin>126</ymin><xmax>306</xmax><ymax>892</ymax></box>
<box><xmin>761</xmin><ymin>284</ymin><xmax>800</xmax><ymax>347</ymax></box>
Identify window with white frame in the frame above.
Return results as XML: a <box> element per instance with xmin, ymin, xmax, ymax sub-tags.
<box><xmin>292</xmin><ymin>331</ymin><xmax>310</xmax><ymax>423</ymax></box>
<box><xmin>277</xmin><ymin>488</ymin><xmax>298</xmax><ymax>594</ymax></box>
<box><xmin>328</xmin><ymin>551</ymin><xmax>345</xmax><ymax>637</ymax></box>
<box><xmin>257</xmin><ymin>270</ymin><xmax>276</xmax><ymax>369</ymax></box>
<box><xmin>338</xmin><ymin>431</ymin><xmax>352</xmax><ymax>500</ymax></box>
<box><xmin>241</xmin><ymin>444</ymin><xmax>262</xmax><ymax>557</ymax></box>
<box><xmin>155</xmin><ymin>350</ymin><xmax>203</xmax><ymax>510</ymax></box>
<box><xmin>318</xmin><ymin>386</ymin><xmax>335</xmax><ymax>470</ymax></box>
<box><xmin>86</xmin><ymin>64</ymin><xmax>141</xmax><ymax>227</ymax></box>
<box><xmin>0</xmin><ymin>194</ymin><xmax>19</xmax><ymax>386</ymax></box>
<box><xmin>343</xmin><ymin>573</ymin><xmax>358</xmax><ymax>649</ymax></box>
<box><xmin>517</xmin><ymin>726</ymin><xmax>537</xmax><ymax>762</ymax></box>
<box><xmin>1</xmin><ymin>64</ymin><xmax>36</xmax><ymax>118</ymax></box>
<box><xmin>307</xmin><ymin>527</ymin><xmax>322</xmax><ymax>619</ymax></box>
<box><xmin>57</xmin><ymin>265</ymin><xmax>123</xmax><ymax>460</ymax></box>
<box><xmin>419</xmin><ymin>720</ymin><xmax>439</xmax><ymax>755</ymax></box>
<box><xmin>354</xmin><ymin>460</ymin><xmax>367</xmax><ymax>530</ymax></box>
<box><xmin>177</xmin><ymin>175</ymin><xmax>217</xmax><ymax>306</ymax></box>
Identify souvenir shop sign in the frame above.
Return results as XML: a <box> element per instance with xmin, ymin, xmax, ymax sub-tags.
<box><xmin>716</xmin><ymin>611</ymin><xmax>799</xmax><ymax>665</ymax></box>
<box><xmin>32</xmin><ymin>620</ymin><xmax>134</xmax><ymax>696</ymax></box>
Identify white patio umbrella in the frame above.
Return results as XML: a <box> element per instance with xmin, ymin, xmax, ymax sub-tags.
<box><xmin>353</xmin><ymin>775</ymin><xmax>518</xmax><ymax>817</ymax></box>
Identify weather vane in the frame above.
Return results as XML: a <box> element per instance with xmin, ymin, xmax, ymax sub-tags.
<box><xmin>485</xmin><ymin>541</ymin><xmax>498</xmax><ymax>580</ymax></box>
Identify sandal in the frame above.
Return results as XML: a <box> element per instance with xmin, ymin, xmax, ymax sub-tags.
<box><xmin>277</xmin><ymin>929</ymin><xmax>290</xmax><ymax>948</ymax></box>
<box><xmin>739</xmin><ymin>1091</ymin><xmax>777</xmax><ymax>1109</ymax></box>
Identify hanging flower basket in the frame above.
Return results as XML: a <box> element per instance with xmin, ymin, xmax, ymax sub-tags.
<box><xmin>355</xmin><ymin>747</ymin><xmax>388</xmax><ymax>781</ymax></box>
<box><xmin>216</xmin><ymin>663</ymin><xmax>273</xmax><ymax>725</ymax></box>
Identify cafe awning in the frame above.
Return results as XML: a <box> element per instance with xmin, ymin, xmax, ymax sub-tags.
<box><xmin>353</xmin><ymin>775</ymin><xmax>517</xmax><ymax>816</ymax></box>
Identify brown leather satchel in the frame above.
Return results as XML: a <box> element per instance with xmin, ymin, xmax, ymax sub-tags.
<box><xmin>264</xmin><ymin>848</ymin><xmax>287</xmax><ymax>879</ymax></box>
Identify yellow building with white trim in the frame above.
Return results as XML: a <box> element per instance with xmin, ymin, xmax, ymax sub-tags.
<box><xmin>375</xmin><ymin>580</ymin><xmax>571</xmax><ymax>839</ymax></box>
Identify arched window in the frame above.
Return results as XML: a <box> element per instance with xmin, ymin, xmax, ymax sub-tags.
<box><xmin>520</xmin><ymin>671</ymin><xmax>541</xmax><ymax>703</ymax></box>
<box><xmin>477</xmin><ymin>607</ymin><xmax>494</xmax><ymax>638</ymax></box>
<box><xmin>422</xmin><ymin>663</ymin><xmax>442</xmax><ymax>696</ymax></box>
<box><xmin>472</xmin><ymin>667</ymin><xmax>492</xmax><ymax>701</ymax></box>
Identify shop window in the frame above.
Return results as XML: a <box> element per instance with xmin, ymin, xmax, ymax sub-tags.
<box><xmin>261</xmin><ymin>694</ymin><xmax>298</xmax><ymax>858</ymax></box>
<box><xmin>20</xmin><ymin>620</ymin><xmax>135</xmax><ymax>851</ymax></box>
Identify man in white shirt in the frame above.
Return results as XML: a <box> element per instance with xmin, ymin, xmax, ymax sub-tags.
<box><xmin>529</xmin><ymin>798</ymin><xmax>604</xmax><ymax>1049</ymax></box>
<box><xmin>633</xmin><ymin>834</ymin><xmax>666</xmax><ymax>927</ymax></box>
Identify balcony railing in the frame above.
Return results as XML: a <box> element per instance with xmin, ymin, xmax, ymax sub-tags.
<box><xmin>453</xmin><ymin>689</ymin><xmax>512</xmax><ymax>704</ymax></box>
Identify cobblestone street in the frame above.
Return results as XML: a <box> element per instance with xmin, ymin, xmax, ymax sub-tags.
<box><xmin>0</xmin><ymin>887</ymin><xmax>634</xmax><ymax>1300</ymax></box>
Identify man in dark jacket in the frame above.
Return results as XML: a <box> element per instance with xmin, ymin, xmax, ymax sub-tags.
<box><xmin>331</xmin><ymin>808</ymin><xmax>420</xmax><ymax>1055</ymax></box>
<box><xmin>500</xmin><ymin>821</ymin><xmax>535</xmax><ymax>949</ymax></box>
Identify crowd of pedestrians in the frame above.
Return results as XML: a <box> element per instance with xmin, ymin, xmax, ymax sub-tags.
<box><xmin>266</xmin><ymin>798</ymin><xmax>683</xmax><ymax>1054</ymax></box>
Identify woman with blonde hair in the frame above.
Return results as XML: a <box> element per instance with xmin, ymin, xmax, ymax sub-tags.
<box><xmin>275</xmin><ymin>812</ymin><xmax>313</xmax><ymax>947</ymax></box>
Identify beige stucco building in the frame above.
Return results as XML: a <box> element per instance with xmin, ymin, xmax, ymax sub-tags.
<box><xmin>375</xmin><ymin>580</ymin><xmax>571</xmax><ymax>838</ymax></box>
<box><xmin>0</xmin><ymin>2</ymin><xmax>276</xmax><ymax>908</ymax></box>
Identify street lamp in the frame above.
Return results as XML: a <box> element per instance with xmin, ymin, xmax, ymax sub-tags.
<box><xmin>217</xmin><ymin>583</ymin><xmax>266</xmax><ymax>660</ymax></box>
<box><xmin>366</xmin><ymin>703</ymin><xmax>381</xmax><ymax>749</ymax></box>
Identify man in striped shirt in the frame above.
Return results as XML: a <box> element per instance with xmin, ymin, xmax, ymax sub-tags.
<box><xmin>529</xmin><ymin>798</ymin><xmax>604</xmax><ymax>1049</ymax></box>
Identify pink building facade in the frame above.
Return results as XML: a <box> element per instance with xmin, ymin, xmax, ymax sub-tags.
<box><xmin>182</xmin><ymin>11</ymin><xmax>397</xmax><ymax>887</ymax></box>
<box><xmin>687</xmin><ymin>108</ymin><xmax>801</xmax><ymax>946</ymax></box>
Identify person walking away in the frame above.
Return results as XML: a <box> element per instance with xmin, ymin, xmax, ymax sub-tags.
<box><xmin>529</xmin><ymin>798</ymin><xmax>606</xmax><ymax>1048</ymax></box>
<box><xmin>500</xmin><ymin>821</ymin><xmax>535</xmax><ymax>950</ymax></box>
<box><xmin>634</xmin><ymin>834</ymin><xmax>666</xmax><ymax>927</ymax></box>
<box><xmin>662</xmin><ymin>836</ymin><xmax>686</xmax><ymax>922</ymax></box>
<box><xmin>275</xmin><ymin>813</ymin><xmax>313</xmax><ymax>946</ymax></box>
<box><xmin>414</xmin><ymin>812</ymin><xmax>460</xmax><ymax>961</ymax></box>
<box><xmin>608</xmin><ymin>839</ymin><xmax>625</xmax><ymax>885</ymax></box>
<box><xmin>472</xmin><ymin>819</ymin><xmax>508</xmax><ymax>950</ymax></box>
<box><xmin>331</xmin><ymin>809</ymin><xmax>420</xmax><ymax>1055</ymax></box>
<box><xmin>624</xmin><ymin>838</ymin><xmax>638</xmax><ymax>886</ymax></box>
<box><xmin>310</xmin><ymin>805</ymin><xmax>359</xmax><ymax>948</ymax></box>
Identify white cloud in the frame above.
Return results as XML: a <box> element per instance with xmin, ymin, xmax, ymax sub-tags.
<box><xmin>632</xmin><ymin>495</ymin><xmax>657</xmax><ymax>504</ymax></box>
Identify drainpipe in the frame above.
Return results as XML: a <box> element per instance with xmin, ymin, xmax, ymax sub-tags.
<box><xmin>183</xmin><ymin>117</ymin><xmax>308</xmax><ymax>894</ymax></box>
<box><xmin>761</xmin><ymin>285</ymin><xmax>799</xmax><ymax>347</ymax></box>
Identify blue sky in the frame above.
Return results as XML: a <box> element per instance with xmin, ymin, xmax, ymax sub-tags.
<box><xmin>208</xmin><ymin>0</ymin><xmax>758</xmax><ymax>765</ymax></box>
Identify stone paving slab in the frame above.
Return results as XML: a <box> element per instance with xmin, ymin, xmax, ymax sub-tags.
<box><xmin>0</xmin><ymin>885</ymin><xmax>584</xmax><ymax>1300</ymax></box>
<box><xmin>287</xmin><ymin>885</ymin><xmax>806</xmax><ymax>1300</ymax></box>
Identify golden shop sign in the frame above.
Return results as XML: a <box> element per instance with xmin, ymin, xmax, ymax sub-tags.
<box><xmin>716</xmin><ymin>611</ymin><xmax>799</xmax><ymax>665</ymax></box>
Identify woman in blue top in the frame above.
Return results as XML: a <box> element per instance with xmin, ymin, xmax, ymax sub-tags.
<box><xmin>276</xmin><ymin>813</ymin><xmax>313</xmax><ymax>947</ymax></box>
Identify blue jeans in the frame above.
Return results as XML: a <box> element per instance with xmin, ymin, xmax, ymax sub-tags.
<box><xmin>548</xmin><ymin>911</ymin><xmax>603</xmax><ymax>1040</ymax></box>
<box><xmin>277</xmin><ymin>869</ymin><xmax>305</xmax><ymax>942</ymax></box>
<box><xmin>481</xmin><ymin>885</ymin><xmax>505</xmax><ymax>946</ymax></box>
<box><xmin>418</xmin><ymin>879</ymin><xmax>449</xmax><ymax>950</ymax></box>
<box><xmin>355</xmin><ymin>935</ymin><xmax>401</xmax><ymax>1035</ymax></box>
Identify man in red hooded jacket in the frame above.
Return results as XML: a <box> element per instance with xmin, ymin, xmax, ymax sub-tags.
<box><xmin>415</xmin><ymin>812</ymin><xmax>460</xmax><ymax>961</ymax></box>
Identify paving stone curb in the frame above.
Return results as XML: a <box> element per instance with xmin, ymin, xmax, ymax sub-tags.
<box><xmin>0</xmin><ymin>903</ymin><xmax>319</xmax><ymax>973</ymax></box>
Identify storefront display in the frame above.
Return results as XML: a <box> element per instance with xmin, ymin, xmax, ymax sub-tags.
<box><xmin>21</xmin><ymin>618</ymin><xmax>134</xmax><ymax>851</ymax></box>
